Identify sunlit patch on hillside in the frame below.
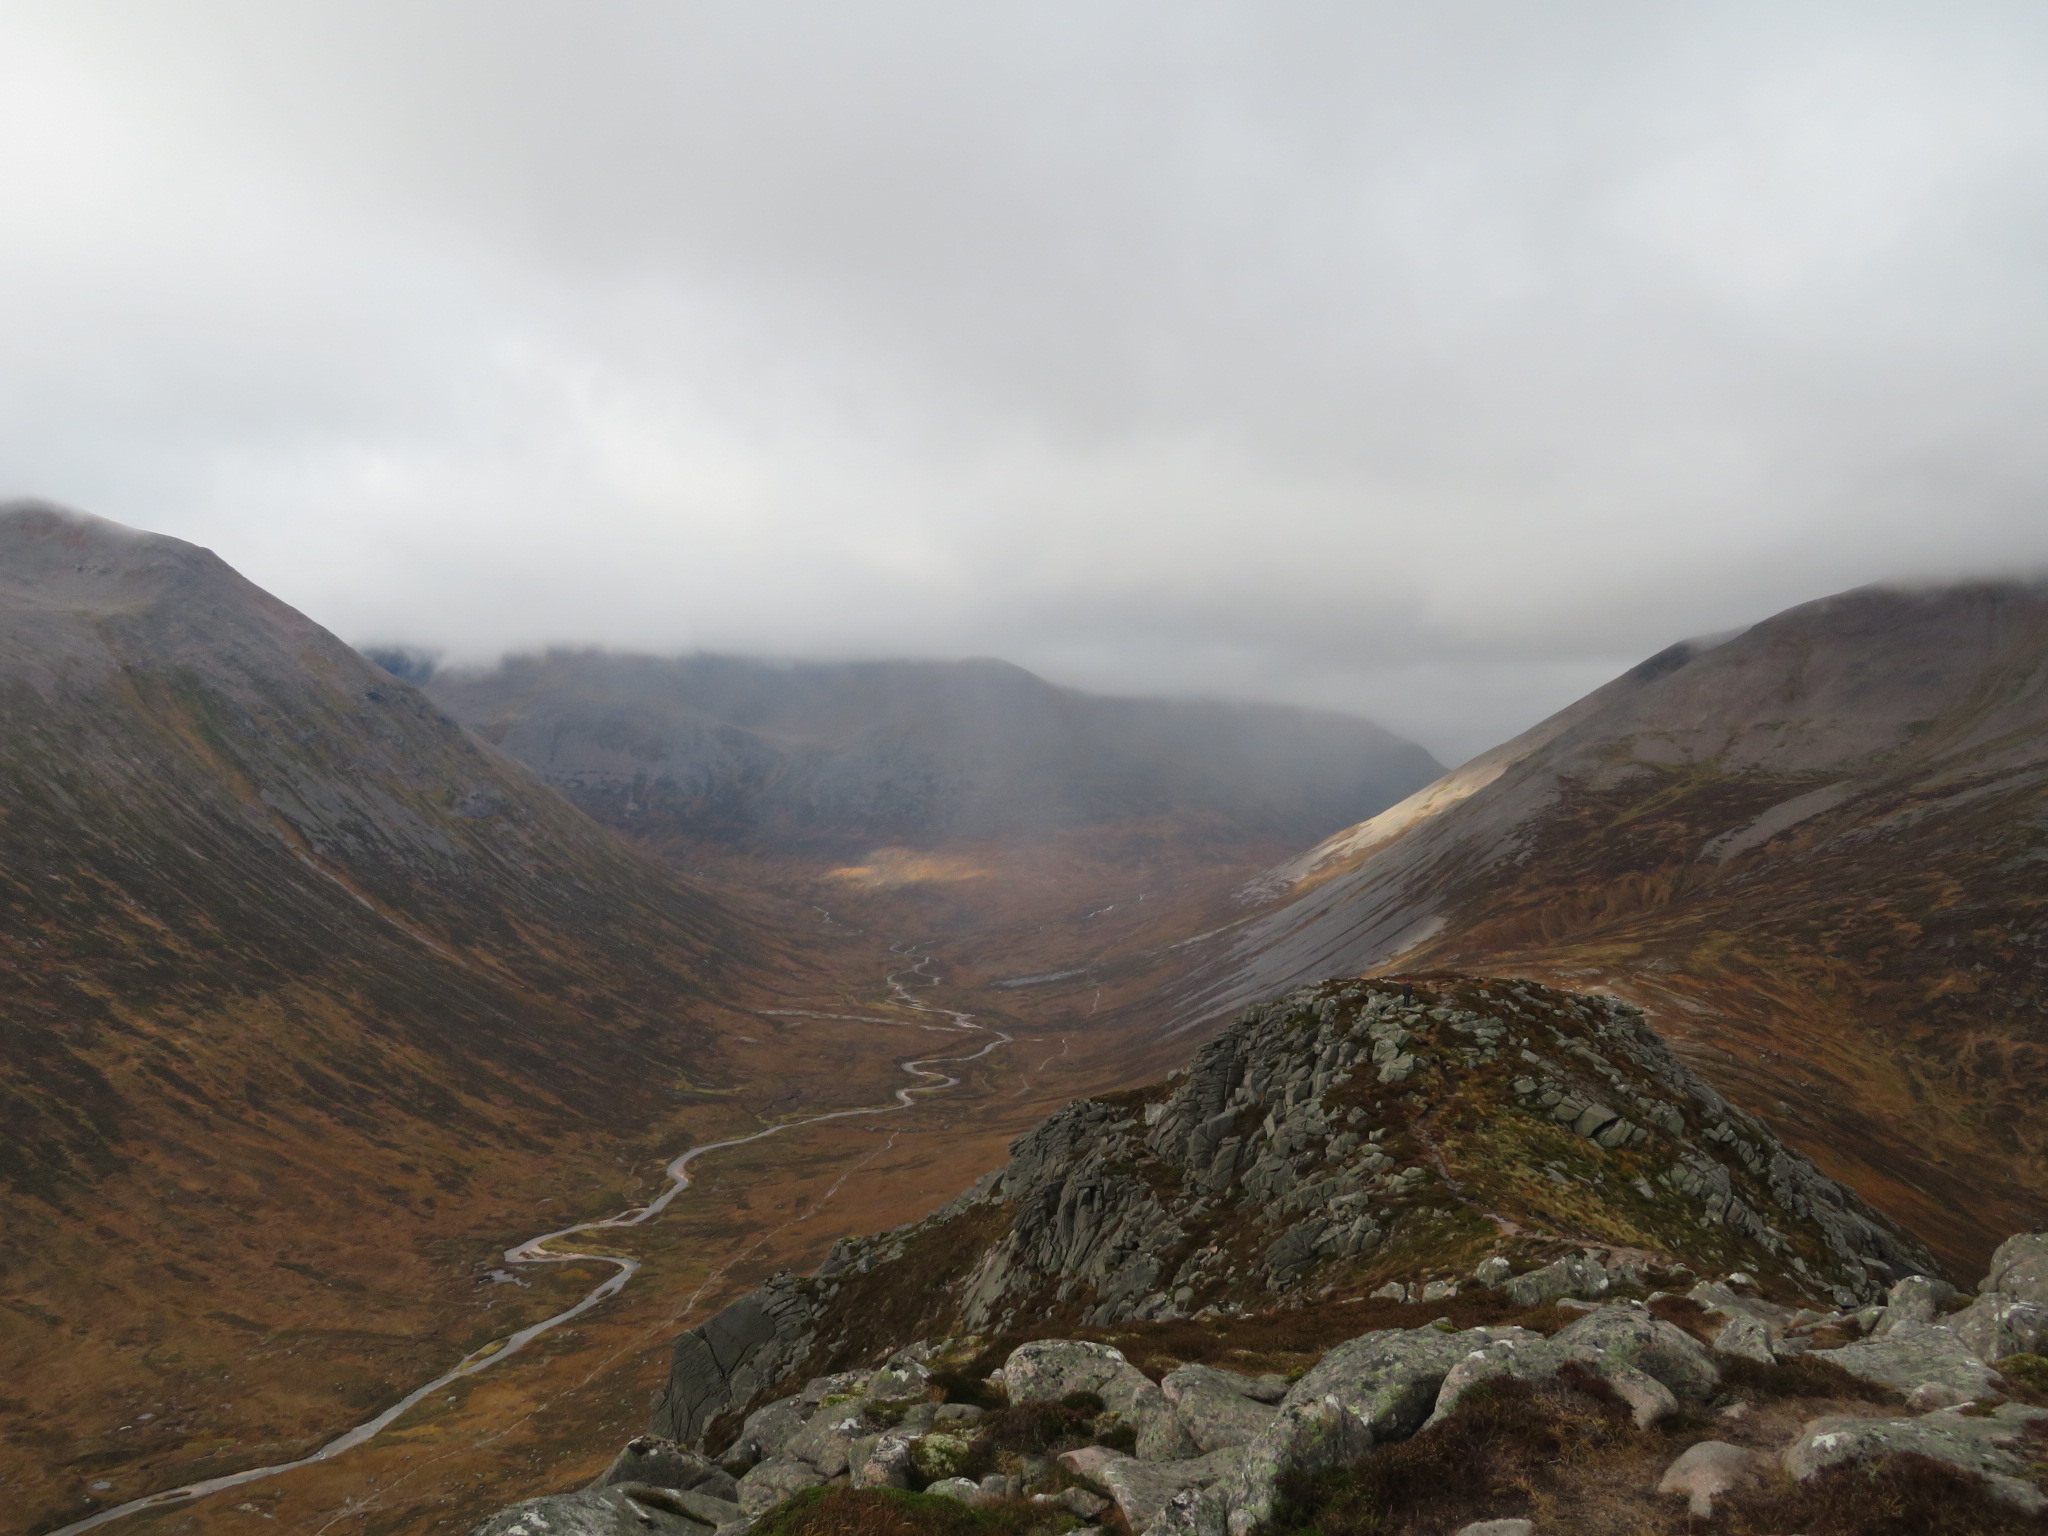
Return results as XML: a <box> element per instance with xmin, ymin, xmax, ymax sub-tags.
<box><xmin>826</xmin><ymin>847</ymin><xmax>996</xmax><ymax>889</ymax></box>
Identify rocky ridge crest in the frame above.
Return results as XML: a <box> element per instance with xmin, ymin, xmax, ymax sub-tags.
<box><xmin>645</xmin><ymin>975</ymin><xmax>1926</xmax><ymax>1454</ymax></box>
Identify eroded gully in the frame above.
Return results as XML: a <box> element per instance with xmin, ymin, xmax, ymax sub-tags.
<box><xmin>53</xmin><ymin>944</ymin><xmax>1009</xmax><ymax>1536</ymax></box>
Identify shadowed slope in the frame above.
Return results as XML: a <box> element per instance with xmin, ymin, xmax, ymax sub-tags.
<box><xmin>0</xmin><ymin>503</ymin><xmax>784</xmax><ymax>1530</ymax></box>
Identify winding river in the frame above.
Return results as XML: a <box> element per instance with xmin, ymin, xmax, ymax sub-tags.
<box><xmin>53</xmin><ymin>944</ymin><xmax>1009</xmax><ymax>1536</ymax></box>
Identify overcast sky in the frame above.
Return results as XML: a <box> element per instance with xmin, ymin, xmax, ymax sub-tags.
<box><xmin>5</xmin><ymin>2</ymin><xmax>2048</xmax><ymax>761</ymax></box>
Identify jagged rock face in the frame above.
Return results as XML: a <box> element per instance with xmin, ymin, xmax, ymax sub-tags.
<box><xmin>649</xmin><ymin>975</ymin><xmax>1930</xmax><ymax>1449</ymax></box>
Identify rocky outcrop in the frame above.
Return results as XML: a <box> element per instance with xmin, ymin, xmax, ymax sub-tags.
<box><xmin>1158</xmin><ymin>1364</ymin><xmax>1282</xmax><ymax>1453</ymax></box>
<box><xmin>642</xmin><ymin>976</ymin><xmax>1931</xmax><ymax>1456</ymax></box>
<box><xmin>476</xmin><ymin>1238</ymin><xmax>2048</xmax><ymax>1536</ymax></box>
<box><xmin>1057</xmin><ymin>1445</ymin><xmax>1245</xmax><ymax>1534</ymax></box>
<box><xmin>1784</xmin><ymin>1403</ymin><xmax>2048</xmax><ymax>1512</ymax></box>
<box><xmin>1425</xmin><ymin>1311</ymin><xmax>1714</xmax><ymax>1434</ymax></box>
<box><xmin>648</xmin><ymin>1275</ymin><xmax>826</xmax><ymax>1448</ymax></box>
<box><xmin>1000</xmin><ymin>1340</ymin><xmax>1196</xmax><ymax>1460</ymax></box>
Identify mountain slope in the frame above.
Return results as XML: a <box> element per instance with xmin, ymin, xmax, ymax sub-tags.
<box><xmin>1178</xmin><ymin>580</ymin><xmax>2048</xmax><ymax>1276</ymax></box>
<box><xmin>424</xmin><ymin>650</ymin><xmax>1443</xmax><ymax>855</ymax></box>
<box><xmin>0</xmin><ymin>504</ymin><xmax>788</xmax><ymax>1528</ymax></box>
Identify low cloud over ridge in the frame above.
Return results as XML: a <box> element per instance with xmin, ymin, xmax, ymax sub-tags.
<box><xmin>5</xmin><ymin>1</ymin><xmax>2048</xmax><ymax>760</ymax></box>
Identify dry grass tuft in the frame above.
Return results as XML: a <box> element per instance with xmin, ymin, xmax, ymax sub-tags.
<box><xmin>1716</xmin><ymin>1351</ymin><xmax>1904</xmax><ymax>1406</ymax></box>
<box><xmin>1267</xmin><ymin>1371</ymin><xmax>1648</xmax><ymax>1535</ymax></box>
<box><xmin>1719</xmin><ymin>1452</ymin><xmax>2045</xmax><ymax>1535</ymax></box>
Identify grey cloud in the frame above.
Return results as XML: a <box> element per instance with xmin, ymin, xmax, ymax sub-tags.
<box><xmin>4</xmin><ymin>0</ymin><xmax>2048</xmax><ymax>763</ymax></box>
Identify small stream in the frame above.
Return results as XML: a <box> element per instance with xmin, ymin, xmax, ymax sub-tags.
<box><xmin>52</xmin><ymin>945</ymin><xmax>1007</xmax><ymax>1536</ymax></box>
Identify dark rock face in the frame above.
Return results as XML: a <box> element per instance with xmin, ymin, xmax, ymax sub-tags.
<box><xmin>645</xmin><ymin>975</ymin><xmax>1930</xmax><ymax>1451</ymax></box>
<box><xmin>427</xmin><ymin>649</ymin><xmax>1444</xmax><ymax>853</ymax></box>
<box><xmin>649</xmin><ymin>1275</ymin><xmax>827</xmax><ymax>1448</ymax></box>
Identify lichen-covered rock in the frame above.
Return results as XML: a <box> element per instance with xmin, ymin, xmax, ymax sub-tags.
<box><xmin>1196</xmin><ymin>1325</ymin><xmax>1517</xmax><ymax>1534</ymax></box>
<box><xmin>1290</xmin><ymin>1326</ymin><xmax>1518</xmax><ymax>1439</ymax></box>
<box><xmin>1427</xmin><ymin>1329</ymin><xmax>1675</xmax><ymax>1429</ymax></box>
<box><xmin>1000</xmin><ymin>1339</ymin><xmax>1197</xmax><ymax>1460</ymax></box>
<box><xmin>716</xmin><ymin>1396</ymin><xmax>807</xmax><ymax>1470</ymax></box>
<box><xmin>733</xmin><ymin>1457</ymin><xmax>828</xmax><ymax>1518</ymax></box>
<box><xmin>780</xmin><ymin>1402</ymin><xmax>865</xmax><ymax>1477</ymax></box>
<box><xmin>1160</xmin><ymin>1364</ymin><xmax>1281</xmax><ymax>1453</ymax></box>
<box><xmin>1955</xmin><ymin>1294</ymin><xmax>2048</xmax><ymax>1364</ymax></box>
<box><xmin>1875</xmin><ymin>1274</ymin><xmax>1958</xmax><ymax>1335</ymax></box>
<box><xmin>923</xmin><ymin>1477</ymin><xmax>981</xmax><ymax>1503</ymax></box>
<box><xmin>1712</xmin><ymin>1314</ymin><xmax>1776</xmax><ymax>1365</ymax></box>
<box><xmin>1502</xmin><ymin>1254</ymin><xmax>1610</xmax><ymax>1307</ymax></box>
<box><xmin>1784</xmin><ymin>1404</ymin><xmax>2048</xmax><ymax>1512</ymax></box>
<box><xmin>471</xmin><ymin>1486</ymin><xmax>715</xmax><ymax>1536</ymax></box>
<box><xmin>1060</xmin><ymin>1445</ymin><xmax>1245</xmax><ymax>1534</ymax></box>
<box><xmin>1983</xmin><ymin>1232</ymin><xmax>2048</xmax><ymax>1305</ymax></box>
<box><xmin>910</xmin><ymin>1431</ymin><xmax>975</xmax><ymax>1481</ymax></box>
<box><xmin>854</xmin><ymin>1432</ymin><xmax>915</xmax><ymax>1488</ymax></box>
<box><xmin>587</xmin><ymin>1437</ymin><xmax>738</xmax><ymax>1501</ymax></box>
<box><xmin>1549</xmin><ymin>1306</ymin><xmax>1719</xmax><ymax>1402</ymax></box>
<box><xmin>1821</xmin><ymin>1326</ymin><xmax>2000</xmax><ymax>1399</ymax></box>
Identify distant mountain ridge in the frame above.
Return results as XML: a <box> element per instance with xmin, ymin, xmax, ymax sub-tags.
<box><xmin>1178</xmin><ymin>579</ymin><xmax>2048</xmax><ymax>1274</ymax></box>
<box><xmin>424</xmin><ymin>650</ymin><xmax>1443</xmax><ymax>855</ymax></box>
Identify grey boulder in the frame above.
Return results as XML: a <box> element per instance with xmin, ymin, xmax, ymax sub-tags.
<box><xmin>1875</xmin><ymin>1274</ymin><xmax>1958</xmax><ymax>1336</ymax></box>
<box><xmin>1712</xmin><ymin>1314</ymin><xmax>1777</xmax><ymax>1365</ymax></box>
<box><xmin>588</xmin><ymin>1437</ymin><xmax>738</xmax><ymax>1502</ymax></box>
<box><xmin>1000</xmin><ymin>1339</ymin><xmax>1197</xmax><ymax>1460</ymax></box>
<box><xmin>1954</xmin><ymin>1293</ymin><xmax>2048</xmax><ymax>1364</ymax></box>
<box><xmin>1822</xmin><ymin>1326</ymin><xmax>2000</xmax><ymax>1399</ymax></box>
<box><xmin>1428</xmin><ymin>1331</ymin><xmax>1676</xmax><ymax>1430</ymax></box>
<box><xmin>1201</xmin><ymin>1325</ymin><xmax>1521</xmax><ymax>1535</ymax></box>
<box><xmin>734</xmin><ymin>1457</ymin><xmax>828</xmax><ymax>1518</ymax></box>
<box><xmin>1784</xmin><ymin>1403</ymin><xmax>2048</xmax><ymax>1512</ymax></box>
<box><xmin>1549</xmin><ymin>1305</ymin><xmax>1719</xmax><ymax>1402</ymax></box>
<box><xmin>1160</xmin><ymin>1364</ymin><xmax>1281</xmax><ymax>1452</ymax></box>
<box><xmin>1503</xmin><ymin>1253</ymin><xmax>1610</xmax><ymax>1308</ymax></box>
<box><xmin>471</xmin><ymin>1486</ymin><xmax>714</xmax><ymax>1536</ymax></box>
<box><xmin>717</xmin><ymin>1397</ymin><xmax>809</xmax><ymax>1469</ymax></box>
<box><xmin>1983</xmin><ymin>1232</ymin><xmax>2048</xmax><ymax>1305</ymax></box>
<box><xmin>1059</xmin><ymin>1445</ymin><xmax>1245</xmax><ymax>1534</ymax></box>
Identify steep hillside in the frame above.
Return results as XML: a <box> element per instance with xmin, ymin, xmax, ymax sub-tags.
<box><xmin>424</xmin><ymin>650</ymin><xmax>1442</xmax><ymax>856</ymax></box>
<box><xmin>0</xmin><ymin>504</ymin><xmax>800</xmax><ymax>1529</ymax></box>
<box><xmin>1177</xmin><ymin>581</ymin><xmax>2048</xmax><ymax>1276</ymax></box>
